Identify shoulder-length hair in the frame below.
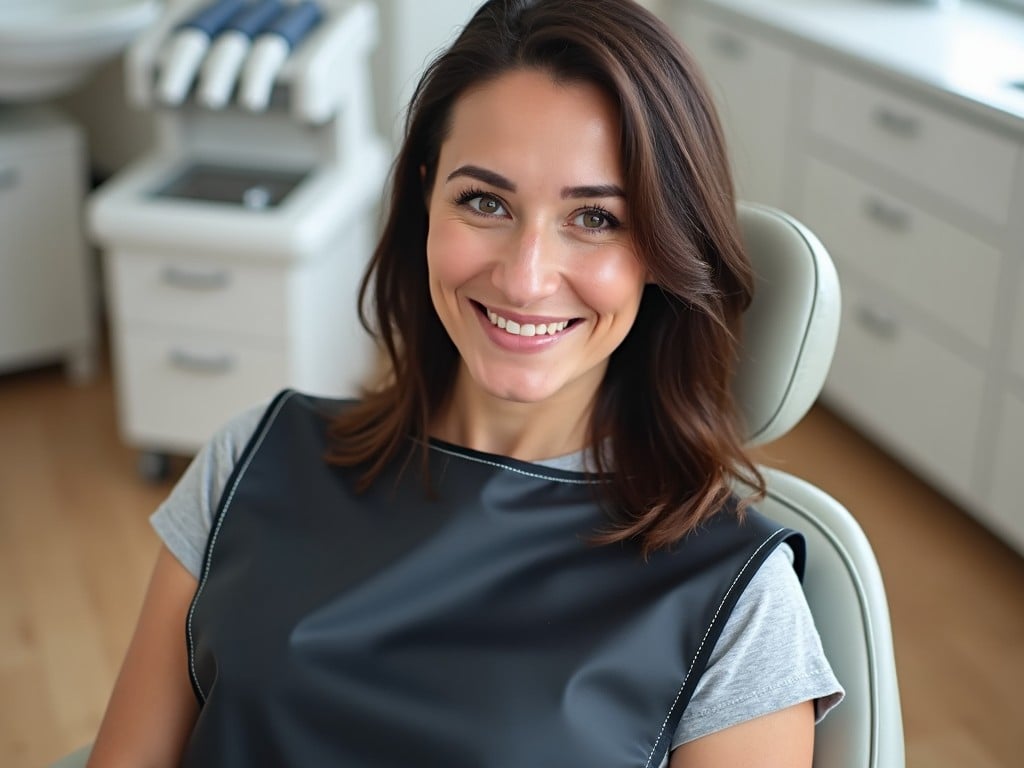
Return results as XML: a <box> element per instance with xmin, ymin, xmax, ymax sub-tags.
<box><xmin>328</xmin><ymin>0</ymin><xmax>765</xmax><ymax>555</ymax></box>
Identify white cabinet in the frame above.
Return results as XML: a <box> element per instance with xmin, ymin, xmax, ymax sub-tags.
<box><xmin>673</xmin><ymin>0</ymin><xmax>1024</xmax><ymax>554</ymax></box>
<box><xmin>806</xmin><ymin>65</ymin><xmax>1018</xmax><ymax>224</ymax></box>
<box><xmin>0</xmin><ymin>108</ymin><xmax>97</xmax><ymax>379</ymax></box>
<box><xmin>1010</xmin><ymin>267</ymin><xmax>1024</xmax><ymax>383</ymax></box>
<box><xmin>103</xmin><ymin>210</ymin><xmax>379</xmax><ymax>460</ymax></box>
<box><xmin>825</xmin><ymin>271</ymin><xmax>987</xmax><ymax>506</ymax></box>
<box><xmin>990</xmin><ymin>391</ymin><xmax>1024</xmax><ymax>553</ymax></box>
<box><xmin>798</xmin><ymin>155</ymin><xmax>1002</xmax><ymax>351</ymax></box>
<box><xmin>671</xmin><ymin>8</ymin><xmax>796</xmax><ymax>208</ymax></box>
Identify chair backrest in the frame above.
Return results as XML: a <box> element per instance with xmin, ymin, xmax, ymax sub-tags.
<box><xmin>733</xmin><ymin>203</ymin><xmax>905</xmax><ymax>768</ymax></box>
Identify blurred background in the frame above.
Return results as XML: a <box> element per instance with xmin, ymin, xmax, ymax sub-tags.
<box><xmin>1</xmin><ymin>0</ymin><xmax>1022</xmax><ymax>766</ymax></box>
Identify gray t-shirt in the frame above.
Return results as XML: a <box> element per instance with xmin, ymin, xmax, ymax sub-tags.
<box><xmin>152</xmin><ymin>404</ymin><xmax>843</xmax><ymax>757</ymax></box>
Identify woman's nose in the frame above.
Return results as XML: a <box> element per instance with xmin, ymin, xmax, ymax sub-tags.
<box><xmin>491</xmin><ymin>226</ymin><xmax>561</xmax><ymax>307</ymax></box>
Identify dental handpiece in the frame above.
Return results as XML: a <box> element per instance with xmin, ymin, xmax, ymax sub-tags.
<box><xmin>238</xmin><ymin>1</ymin><xmax>324</xmax><ymax>112</ymax></box>
<box><xmin>197</xmin><ymin>0</ymin><xmax>286</xmax><ymax>109</ymax></box>
<box><xmin>156</xmin><ymin>0</ymin><xmax>246</xmax><ymax>105</ymax></box>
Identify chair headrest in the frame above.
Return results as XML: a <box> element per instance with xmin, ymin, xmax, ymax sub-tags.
<box><xmin>733</xmin><ymin>203</ymin><xmax>841</xmax><ymax>446</ymax></box>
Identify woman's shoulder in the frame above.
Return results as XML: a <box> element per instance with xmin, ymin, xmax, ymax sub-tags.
<box><xmin>147</xmin><ymin>397</ymin><xmax>281</xmax><ymax>580</ymax></box>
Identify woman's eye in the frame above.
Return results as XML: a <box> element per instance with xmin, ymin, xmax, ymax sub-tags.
<box><xmin>574</xmin><ymin>210</ymin><xmax>615</xmax><ymax>230</ymax></box>
<box><xmin>468</xmin><ymin>195</ymin><xmax>505</xmax><ymax>216</ymax></box>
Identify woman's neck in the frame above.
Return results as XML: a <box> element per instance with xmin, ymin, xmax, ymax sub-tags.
<box><xmin>431</xmin><ymin>371</ymin><xmax>597</xmax><ymax>462</ymax></box>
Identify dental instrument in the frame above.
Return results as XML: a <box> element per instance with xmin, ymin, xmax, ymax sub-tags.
<box><xmin>239</xmin><ymin>1</ymin><xmax>324</xmax><ymax>112</ymax></box>
<box><xmin>156</xmin><ymin>0</ymin><xmax>245</xmax><ymax>105</ymax></box>
<box><xmin>197</xmin><ymin>0</ymin><xmax>285</xmax><ymax>109</ymax></box>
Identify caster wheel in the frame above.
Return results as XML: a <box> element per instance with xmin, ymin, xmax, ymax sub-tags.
<box><xmin>137</xmin><ymin>451</ymin><xmax>171</xmax><ymax>482</ymax></box>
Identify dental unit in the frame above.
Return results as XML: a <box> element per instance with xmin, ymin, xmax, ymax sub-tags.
<box><xmin>88</xmin><ymin>0</ymin><xmax>388</xmax><ymax>478</ymax></box>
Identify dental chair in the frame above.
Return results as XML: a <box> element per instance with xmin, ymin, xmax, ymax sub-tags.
<box><xmin>49</xmin><ymin>203</ymin><xmax>904</xmax><ymax>768</ymax></box>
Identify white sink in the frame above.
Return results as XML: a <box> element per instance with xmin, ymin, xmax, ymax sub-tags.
<box><xmin>0</xmin><ymin>0</ymin><xmax>161</xmax><ymax>101</ymax></box>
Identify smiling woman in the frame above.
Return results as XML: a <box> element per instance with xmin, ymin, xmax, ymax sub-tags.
<box><xmin>425</xmin><ymin>71</ymin><xmax>647</xmax><ymax>447</ymax></box>
<box><xmin>86</xmin><ymin>2</ymin><xmax>842</xmax><ymax>767</ymax></box>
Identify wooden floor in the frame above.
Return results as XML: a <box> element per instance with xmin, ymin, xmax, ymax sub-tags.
<box><xmin>2</xmin><ymin>358</ymin><xmax>1023</xmax><ymax>767</ymax></box>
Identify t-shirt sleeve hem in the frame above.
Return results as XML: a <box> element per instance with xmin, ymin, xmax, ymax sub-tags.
<box><xmin>150</xmin><ymin>503</ymin><xmax>204</xmax><ymax>580</ymax></box>
<box><xmin>672</xmin><ymin>668</ymin><xmax>845</xmax><ymax>747</ymax></box>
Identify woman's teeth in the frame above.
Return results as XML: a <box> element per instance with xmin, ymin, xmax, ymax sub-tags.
<box><xmin>486</xmin><ymin>309</ymin><xmax>569</xmax><ymax>337</ymax></box>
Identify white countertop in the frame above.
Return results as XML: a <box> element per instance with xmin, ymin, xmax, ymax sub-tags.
<box><xmin>689</xmin><ymin>0</ymin><xmax>1024</xmax><ymax>132</ymax></box>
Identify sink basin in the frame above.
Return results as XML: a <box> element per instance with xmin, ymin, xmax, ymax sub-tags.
<box><xmin>0</xmin><ymin>0</ymin><xmax>161</xmax><ymax>101</ymax></box>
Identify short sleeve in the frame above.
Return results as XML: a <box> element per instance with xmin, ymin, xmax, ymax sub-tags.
<box><xmin>669</xmin><ymin>542</ymin><xmax>845</xmax><ymax>750</ymax></box>
<box><xmin>149</xmin><ymin>404</ymin><xmax>265</xmax><ymax>579</ymax></box>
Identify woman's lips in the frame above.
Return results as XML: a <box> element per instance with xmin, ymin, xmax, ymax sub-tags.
<box><xmin>471</xmin><ymin>300</ymin><xmax>579</xmax><ymax>350</ymax></box>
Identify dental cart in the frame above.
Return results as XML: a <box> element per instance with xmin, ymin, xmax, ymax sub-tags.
<box><xmin>89</xmin><ymin>0</ymin><xmax>388</xmax><ymax>479</ymax></box>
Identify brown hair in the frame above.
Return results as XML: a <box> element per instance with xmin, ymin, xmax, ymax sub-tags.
<box><xmin>328</xmin><ymin>0</ymin><xmax>765</xmax><ymax>555</ymax></box>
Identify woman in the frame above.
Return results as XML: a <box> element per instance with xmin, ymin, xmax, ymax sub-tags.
<box><xmin>89</xmin><ymin>1</ymin><xmax>842</xmax><ymax>765</ymax></box>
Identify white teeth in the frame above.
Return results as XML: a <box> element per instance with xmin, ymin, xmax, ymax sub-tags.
<box><xmin>485</xmin><ymin>307</ymin><xmax>569</xmax><ymax>337</ymax></box>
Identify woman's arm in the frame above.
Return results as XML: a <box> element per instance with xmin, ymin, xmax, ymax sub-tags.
<box><xmin>87</xmin><ymin>546</ymin><xmax>200</xmax><ymax>768</ymax></box>
<box><xmin>668</xmin><ymin>700</ymin><xmax>814</xmax><ymax>767</ymax></box>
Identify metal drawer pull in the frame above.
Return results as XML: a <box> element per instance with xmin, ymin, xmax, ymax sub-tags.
<box><xmin>873</xmin><ymin>106</ymin><xmax>920</xmax><ymax>138</ymax></box>
<box><xmin>864</xmin><ymin>197</ymin><xmax>911</xmax><ymax>232</ymax></box>
<box><xmin>0</xmin><ymin>167</ymin><xmax>19</xmax><ymax>189</ymax></box>
<box><xmin>160</xmin><ymin>266</ymin><xmax>231</xmax><ymax>291</ymax></box>
<box><xmin>855</xmin><ymin>305</ymin><xmax>900</xmax><ymax>340</ymax></box>
<box><xmin>168</xmin><ymin>349</ymin><xmax>236</xmax><ymax>375</ymax></box>
<box><xmin>710</xmin><ymin>32</ymin><xmax>747</xmax><ymax>59</ymax></box>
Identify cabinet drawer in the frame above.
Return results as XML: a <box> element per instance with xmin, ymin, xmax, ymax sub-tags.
<box><xmin>1010</xmin><ymin>266</ymin><xmax>1024</xmax><ymax>382</ymax></box>
<box><xmin>798</xmin><ymin>156</ymin><xmax>1001</xmax><ymax>350</ymax></box>
<box><xmin>808</xmin><ymin>65</ymin><xmax>1018</xmax><ymax>223</ymax></box>
<box><xmin>114</xmin><ymin>327</ymin><xmax>288</xmax><ymax>452</ymax></box>
<box><xmin>673</xmin><ymin>10</ymin><xmax>796</xmax><ymax>207</ymax></box>
<box><xmin>989</xmin><ymin>391</ymin><xmax>1024</xmax><ymax>555</ymax></box>
<box><xmin>107</xmin><ymin>253</ymin><xmax>290</xmax><ymax>338</ymax></box>
<box><xmin>822</xmin><ymin>277</ymin><xmax>985</xmax><ymax>505</ymax></box>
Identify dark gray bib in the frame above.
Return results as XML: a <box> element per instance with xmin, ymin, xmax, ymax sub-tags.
<box><xmin>184</xmin><ymin>390</ymin><xmax>802</xmax><ymax>767</ymax></box>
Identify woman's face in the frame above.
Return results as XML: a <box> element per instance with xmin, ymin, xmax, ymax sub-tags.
<box><xmin>425</xmin><ymin>68</ymin><xmax>647</xmax><ymax>411</ymax></box>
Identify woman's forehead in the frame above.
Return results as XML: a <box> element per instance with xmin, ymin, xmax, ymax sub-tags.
<box><xmin>438</xmin><ymin>69</ymin><xmax>624</xmax><ymax>188</ymax></box>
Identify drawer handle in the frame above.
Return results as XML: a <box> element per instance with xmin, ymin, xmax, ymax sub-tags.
<box><xmin>168</xmin><ymin>349</ymin><xmax>236</xmax><ymax>375</ymax></box>
<box><xmin>710</xmin><ymin>32</ymin><xmax>748</xmax><ymax>59</ymax></box>
<box><xmin>855</xmin><ymin>305</ymin><xmax>900</xmax><ymax>341</ymax></box>
<box><xmin>0</xmin><ymin>167</ymin><xmax>19</xmax><ymax>190</ymax></box>
<box><xmin>873</xmin><ymin>106</ymin><xmax>921</xmax><ymax>139</ymax></box>
<box><xmin>864</xmin><ymin>197</ymin><xmax>911</xmax><ymax>232</ymax></box>
<box><xmin>160</xmin><ymin>266</ymin><xmax>231</xmax><ymax>291</ymax></box>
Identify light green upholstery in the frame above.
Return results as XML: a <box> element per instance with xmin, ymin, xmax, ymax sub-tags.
<box><xmin>49</xmin><ymin>744</ymin><xmax>90</xmax><ymax>768</ymax></box>
<box><xmin>50</xmin><ymin>204</ymin><xmax>903</xmax><ymax>768</ymax></box>
<box><xmin>733</xmin><ymin>203</ymin><xmax>905</xmax><ymax>767</ymax></box>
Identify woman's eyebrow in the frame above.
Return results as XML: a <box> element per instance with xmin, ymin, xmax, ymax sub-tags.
<box><xmin>561</xmin><ymin>183</ymin><xmax>625</xmax><ymax>199</ymax></box>
<box><xmin>446</xmin><ymin>165</ymin><xmax>516</xmax><ymax>191</ymax></box>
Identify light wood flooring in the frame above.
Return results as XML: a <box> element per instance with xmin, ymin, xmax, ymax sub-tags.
<box><xmin>2</xmin><ymin>358</ymin><xmax>1022</xmax><ymax>767</ymax></box>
